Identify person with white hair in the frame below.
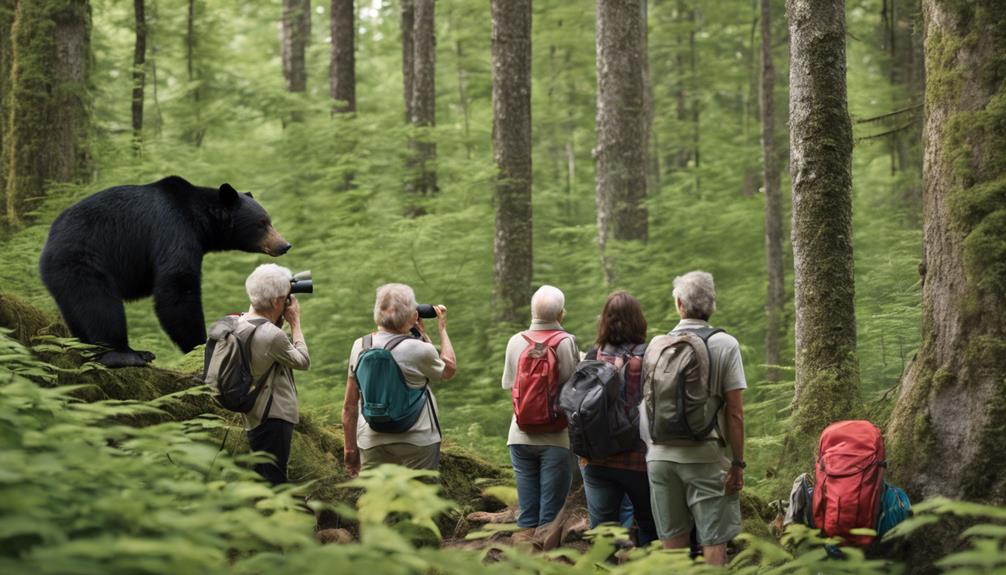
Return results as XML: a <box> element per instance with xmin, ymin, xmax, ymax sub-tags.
<box><xmin>501</xmin><ymin>285</ymin><xmax>579</xmax><ymax>532</ymax></box>
<box><xmin>241</xmin><ymin>263</ymin><xmax>311</xmax><ymax>485</ymax></box>
<box><xmin>342</xmin><ymin>283</ymin><xmax>456</xmax><ymax>476</ymax></box>
<box><xmin>642</xmin><ymin>270</ymin><xmax>747</xmax><ymax>566</ymax></box>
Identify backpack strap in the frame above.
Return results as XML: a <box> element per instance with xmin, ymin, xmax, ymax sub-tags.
<box><xmin>383</xmin><ymin>334</ymin><xmax>412</xmax><ymax>352</ymax></box>
<box><xmin>362</xmin><ymin>333</ymin><xmax>374</xmax><ymax>351</ymax></box>
<box><xmin>586</xmin><ymin>347</ymin><xmax>598</xmax><ymax>360</ymax></box>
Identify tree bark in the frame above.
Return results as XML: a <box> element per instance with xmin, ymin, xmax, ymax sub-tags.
<box><xmin>887</xmin><ymin>1</ymin><xmax>1006</xmax><ymax>502</ymax></box>
<box><xmin>787</xmin><ymin>0</ymin><xmax>861</xmax><ymax>440</ymax></box>
<box><xmin>131</xmin><ymin>0</ymin><xmax>146</xmax><ymax>154</ymax></box>
<box><xmin>330</xmin><ymin>0</ymin><xmax>354</xmax><ymax>113</ymax></box>
<box><xmin>401</xmin><ymin>0</ymin><xmax>414</xmax><ymax>123</ymax></box>
<box><xmin>282</xmin><ymin>0</ymin><xmax>310</xmax><ymax>99</ymax></box>
<box><xmin>185</xmin><ymin>0</ymin><xmax>204</xmax><ymax>146</ymax></box>
<box><xmin>409</xmin><ymin>0</ymin><xmax>436</xmax><ymax>196</ymax></box>
<box><xmin>0</xmin><ymin>0</ymin><xmax>14</xmax><ymax>221</ymax></box>
<box><xmin>595</xmin><ymin>0</ymin><xmax>648</xmax><ymax>267</ymax></box>
<box><xmin>491</xmin><ymin>0</ymin><xmax>532</xmax><ymax>324</ymax></box>
<box><xmin>761</xmin><ymin>0</ymin><xmax>784</xmax><ymax>383</ymax></box>
<box><xmin>5</xmin><ymin>0</ymin><xmax>91</xmax><ymax>227</ymax></box>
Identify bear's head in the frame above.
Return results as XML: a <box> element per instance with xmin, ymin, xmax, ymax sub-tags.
<box><xmin>215</xmin><ymin>183</ymin><xmax>291</xmax><ymax>256</ymax></box>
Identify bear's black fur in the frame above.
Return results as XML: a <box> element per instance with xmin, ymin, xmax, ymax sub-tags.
<box><xmin>39</xmin><ymin>176</ymin><xmax>291</xmax><ymax>367</ymax></box>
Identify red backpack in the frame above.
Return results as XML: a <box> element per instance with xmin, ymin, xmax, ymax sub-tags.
<box><xmin>812</xmin><ymin>420</ymin><xmax>886</xmax><ymax>547</ymax></box>
<box><xmin>512</xmin><ymin>330</ymin><xmax>570</xmax><ymax>433</ymax></box>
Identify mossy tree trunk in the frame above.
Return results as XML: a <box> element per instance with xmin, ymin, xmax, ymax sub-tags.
<box><xmin>408</xmin><ymin>0</ymin><xmax>436</xmax><ymax>197</ymax></box>
<box><xmin>787</xmin><ymin>0</ymin><xmax>861</xmax><ymax>446</ymax></box>
<box><xmin>491</xmin><ymin>0</ymin><xmax>532</xmax><ymax>324</ymax></box>
<box><xmin>400</xmin><ymin>0</ymin><xmax>414</xmax><ymax>123</ymax></box>
<box><xmin>887</xmin><ymin>0</ymin><xmax>1006</xmax><ymax>502</ymax></box>
<box><xmin>0</xmin><ymin>0</ymin><xmax>14</xmax><ymax>222</ymax></box>
<box><xmin>761</xmin><ymin>0</ymin><xmax>785</xmax><ymax>383</ymax></box>
<box><xmin>330</xmin><ymin>0</ymin><xmax>354</xmax><ymax>114</ymax></box>
<box><xmin>5</xmin><ymin>0</ymin><xmax>92</xmax><ymax>227</ymax></box>
<box><xmin>595</xmin><ymin>0</ymin><xmax>648</xmax><ymax>283</ymax></box>
<box><xmin>131</xmin><ymin>0</ymin><xmax>145</xmax><ymax>154</ymax></box>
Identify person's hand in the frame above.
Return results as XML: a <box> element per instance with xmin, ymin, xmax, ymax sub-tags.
<box><xmin>283</xmin><ymin>294</ymin><xmax>301</xmax><ymax>326</ymax></box>
<box><xmin>725</xmin><ymin>465</ymin><xmax>744</xmax><ymax>495</ymax></box>
<box><xmin>344</xmin><ymin>447</ymin><xmax>361</xmax><ymax>478</ymax></box>
<box><xmin>414</xmin><ymin>317</ymin><xmax>432</xmax><ymax>343</ymax></box>
<box><xmin>434</xmin><ymin>305</ymin><xmax>447</xmax><ymax>333</ymax></box>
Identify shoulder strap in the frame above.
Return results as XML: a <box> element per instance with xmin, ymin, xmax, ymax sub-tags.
<box><xmin>586</xmin><ymin>347</ymin><xmax>598</xmax><ymax>360</ymax></box>
<box><xmin>542</xmin><ymin>330</ymin><xmax>570</xmax><ymax>348</ymax></box>
<box><xmin>383</xmin><ymin>334</ymin><xmax>412</xmax><ymax>351</ymax></box>
<box><xmin>362</xmin><ymin>333</ymin><xmax>374</xmax><ymax>351</ymax></box>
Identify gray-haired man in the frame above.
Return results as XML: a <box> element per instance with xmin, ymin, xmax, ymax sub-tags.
<box><xmin>643</xmin><ymin>271</ymin><xmax>746</xmax><ymax>566</ymax></box>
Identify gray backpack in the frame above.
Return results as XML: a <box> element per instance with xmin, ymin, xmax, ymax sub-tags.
<box><xmin>641</xmin><ymin>327</ymin><xmax>724</xmax><ymax>442</ymax></box>
<box><xmin>201</xmin><ymin>316</ymin><xmax>271</xmax><ymax>413</ymax></box>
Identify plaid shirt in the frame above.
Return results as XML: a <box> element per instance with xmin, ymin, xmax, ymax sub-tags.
<box><xmin>578</xmin><ymin>344</ymin><xmax>648</xmax><ymax>473</ymax></box>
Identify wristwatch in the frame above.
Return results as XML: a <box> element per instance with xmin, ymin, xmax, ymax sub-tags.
<box><xmin>731</xmin><ymin>459</ymin><xmax>747</xmax><ymax>469</ymax></box>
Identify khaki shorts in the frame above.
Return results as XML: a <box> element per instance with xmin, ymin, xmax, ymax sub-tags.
<box><xmin>647</xmin><ymin>459</ymin><xmax>741</xmax><ymax>546</ymax></box>
<box><xmin>361</xmin><ymin>442</ymin><xmax>441</xmax><ymax>471</ymax></box>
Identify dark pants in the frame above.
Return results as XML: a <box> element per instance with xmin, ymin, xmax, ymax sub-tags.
<box><xmin>581</xmin><ymin>463</ymin><xmax>659</xmax><ymax>547</ymax></box>
<box><xmin>247</xmin><ymin>418</ymin><xmax>295</xmax><ymax>485</ymax></box>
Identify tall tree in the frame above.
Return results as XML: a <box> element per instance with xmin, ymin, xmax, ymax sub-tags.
<box><xmin>5</xmin><ymin>0</ymin><xmax>92</xmax><ymax>227</ymax></box>
<box><xmin>330</xmin><ymin>0</ymin><xmax>354</xmax><ymax>114</ymax></box>
<box><xmin>595</xmin><ymin>0</ymin><xmax>648</xmax><ymax>282</ymax></box>
<box><xmin>400</xmin><ymin>0</ymin><xmax>414</xmax><ymax>123</ymax></box>
<box><xmin>0</xmin><ymin>0</ymin><xmax>14</xmax><ymax>221</ymax></box>
<box><xmin>787</xmin><ymin>0</ymin><xmax>860</xmax><ymax>441</ymax></box>
<box><xmin>887</xmin><ymin>1</ymin><xmax>1006</xmax><ymax>502</ymax></box>
<box><xmin>491</xmin><ymin>0</ymin><xmax>532</xmax><ymax>323</ymax></box>
<box><xmin>409</xmin><ymin>0</ymin><xmax>436</xmax><ymax>196</ymax></box>
<box><xmin>131</xmin><ymin>0</ymin><xmax>146</xmax><ymax>153</ymax></box>
<box><xmin>281</xmin><ymin>0</ymin><xmax>310</xmax><ymax>94</ymax></box>
<box><xmin>760</xmin><ymin>0</ymin><xmax>784</xmax><ymax>382</ymax></box>
<box><xmin>185</xmin><ymin>0</ymin><xmax>205</xmax><ymax>146</ymax></box>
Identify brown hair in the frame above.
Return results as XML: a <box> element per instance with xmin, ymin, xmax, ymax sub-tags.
<box><xmin>595</xmin><ymin>291</ymin><xmax>648</xmax><ymax>348</ymax></box>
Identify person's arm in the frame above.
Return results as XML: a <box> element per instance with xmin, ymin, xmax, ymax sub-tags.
<box><xmin>724</xmin><ymin>389</ymin><xmax>745</xmax><ymax>495</ymax></box>
<box><xmin>433</xmin><ymin>305</ymin><xmax>456</xmax><ymax>380</ymax></box>
<box><xmin>342</xmin><ymin>375</ymin><xmax>361</xmax><ymax>477</ymax></box>
<box><xmin>271</xmin><ymin>296</ymin><xmax>310</xmax><ymax>370</ymax></box>
<box><xmin>501</xmin><ymin>336</ymin><xmax>517</xmax><ymax>389</ymax></box>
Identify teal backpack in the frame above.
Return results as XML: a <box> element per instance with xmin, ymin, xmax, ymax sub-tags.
<box><xmin>876</xmin><ymin>482</ymin><xmax>912</xmax><ymax>538</ymax></box>
<box><xmin>353</xmin><ymin>333</ymin><xmax>437</xmax><ymax>433</ymax></box>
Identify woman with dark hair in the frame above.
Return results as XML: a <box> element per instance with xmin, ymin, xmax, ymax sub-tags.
<box><xmin>580</xmin><ymin>291</ymin><xmax>658</xmax><ymax>546</ymax></box>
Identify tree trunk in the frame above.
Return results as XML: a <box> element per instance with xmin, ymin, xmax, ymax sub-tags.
<box><xmin>491</xmin><ymin>0</ymin><xmax>532</xmax><ymax>324</ymax></box>
<box><xmin>761</xmin><ymin>0</ymin><xmax>784</xmax><ymax>383</ymax></box>
<box><xmin>185</xmin><ymin>0</ymin><xmax>204</xmax><ymax>146</ymax></box>
<box><xmin>131</xmin><ymin>0</ymin><xmax>146</xmax><ymax>154</ymax></box>
<box><xmin>401</xmin><ymin>0</ymin><xmax>414</xmax><ymax>123</ymax></box>
<box><xmin>330</xmin><ymin>0</ymin><xmax>354</xmax><ymax>113</ymax></box>
<box><xmin>641</xmin><ymin>0</ymin><xmax>659</xmax><ymax>194</ymax></box>
<box><xmin>282</xmin><ymin>0</ymin><xmax>310</xmax><ymax>94</ymax></box>
<box><xmin>787</xmin><ymin>0</ymin><xmax>861</xmax><ymax>442</ymax></box>
<box><xmin>595</xmin><ymin>0</ymin><xmax>648</xmax><ymax>269</ymax></box>
<box><xmin>887</xmin><ymin>1</ymin><xmax>1006</xmax><ymax>502</ymax></box>
<box><xmin>5</xmin><ymin>0</ymin><xmax>91</xmax><ymax>227</ymax></box>
<box><xmin>0</xmin><ymin>0</ymin><xmax>14</xmax><ymax>221</ymax></box>
<box><xmin>409</xmin><ymin>0</ymin><xmax>436</xmax><ymax>196</ymax></box>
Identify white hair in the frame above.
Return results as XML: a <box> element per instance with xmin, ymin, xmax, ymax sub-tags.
<box><xmin>246</xmin><ymin>263</ymin><xmax>293</xmax><ymax>312</ymax></box>
<box><xmin>374</xmin><ymin>283</ymin><xmax>418</xmax><ymax>331</ymax></box>
<box><xmin>673</xmin><ymin>271</ymin><xmax>716</xmax><ymax>320</ymax></box>
<box><xmin>531</xmin><ymin>285</ymin><xmax>565</xmax><ymax>322</ymax></box>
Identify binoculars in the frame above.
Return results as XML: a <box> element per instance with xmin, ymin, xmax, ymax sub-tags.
<box><xmin>290</xmin><ymin>270</ymin><xmax>313</xmax><ymax>294</ymax></box>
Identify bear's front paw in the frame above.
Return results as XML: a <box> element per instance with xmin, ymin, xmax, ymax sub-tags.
<box><xmin>97</xmin><ymin>351</ymin><xmax>152</xmax><ymax>368</ymax></box>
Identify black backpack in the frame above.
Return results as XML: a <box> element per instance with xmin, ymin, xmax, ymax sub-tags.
<box><xmin>559</xmin><ymin>344</ymin><xmax>644</xmax><ymax>460</ymax></box>
<box><xmin>201</xmin><ymin>316</ymin><xmax>272</xmax><ymax>413</ymax></box>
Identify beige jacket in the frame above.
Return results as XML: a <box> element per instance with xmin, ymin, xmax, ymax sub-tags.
<box><xmin>240</xmin><ymin>316</ymin><xmax>311</xmax><ymax>430</ymax></box>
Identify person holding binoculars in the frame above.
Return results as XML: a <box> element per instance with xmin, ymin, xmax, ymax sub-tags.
<box><xmin>342</xmin><ymin>283</ymin><xmax>456</xmax><ymax>476</ymax></box>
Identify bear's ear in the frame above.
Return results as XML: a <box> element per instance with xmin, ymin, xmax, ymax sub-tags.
<box><xmin>219</xmin><ymin>183</ymin><xmax>239</xmax><ymax>205</ymax></box>
<box><xmin>244</xmin><ymin>191</ymin><xmax>254</xmax><ymax>199</ymax></box>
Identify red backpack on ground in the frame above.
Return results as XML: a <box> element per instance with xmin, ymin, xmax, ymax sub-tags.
<box><xmin>512</xmin><ymin>330</ymin><xmax>570</xmax><ymax>433</ymax></box>
<box><xmin>812</xmin><ymin>420</ymin><xmax>886</xmax><ymax>547</ymax></box>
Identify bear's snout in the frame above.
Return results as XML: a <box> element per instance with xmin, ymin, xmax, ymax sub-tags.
<box><xmin>261</xmin><ymin>226</ymin><xmax>292</xmax><ymax>256</ymax></box>
<box><xmin>276</xmin><ymin>243</ymin><xmax>292</xmax><ymax>255</ymax></box>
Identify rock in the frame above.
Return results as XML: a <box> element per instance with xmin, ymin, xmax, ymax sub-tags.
<box><xmin>317</xmin><ymin>528</ymin><xmax>353</xmax><ymax>544</ymax></box>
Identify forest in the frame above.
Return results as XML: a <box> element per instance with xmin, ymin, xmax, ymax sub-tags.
<box><xmin>0</xmin><ymin>0</ymin><xmax>1004</xmax><ymax>572</ymax></box>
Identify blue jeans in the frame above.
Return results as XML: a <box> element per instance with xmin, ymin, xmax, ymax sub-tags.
<box><xmin>581</xmin><ymin>463</ymin><xmax>659</xmax><ymax>546</ymax></box>
<box><xmin>509</xmin><ymin>445</ymin><xmax>573</xmax><ymax>528</ymax></box>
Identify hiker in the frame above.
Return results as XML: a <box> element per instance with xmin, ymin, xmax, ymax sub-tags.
<box><xmin>578</xmin><ymin>291</ymin><xmax>658</xmax><ymax>546</ymax></box>
<box><xmin>501</xmin><ymin>285</ymin><xmax>579</xmax><ymax>531</ymax></box>
<box><xmin>241</xmin><ymin>264</ymin><xmax>311</xmax><ymax>485</ymax></box>
<box><xmin>342</xmin><ymin>283</ymin><xmax>456</xmax><ymax>477</ymax></box>
<box><xmin>641</xmin><ymin>271</ymin><xmax>746</xmax><ymax>566</ymax></box>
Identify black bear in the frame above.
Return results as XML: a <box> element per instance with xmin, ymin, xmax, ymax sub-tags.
<box><xmin>39</xmin><ymin>176</ymin><xmax>291</xmax><ymax>367</ymax></box>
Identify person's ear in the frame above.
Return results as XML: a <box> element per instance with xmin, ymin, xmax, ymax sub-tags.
<box><xmin>558</xmin><ymin>309</ymin><xmax>566</xmax><ymax>323</ymax></box>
